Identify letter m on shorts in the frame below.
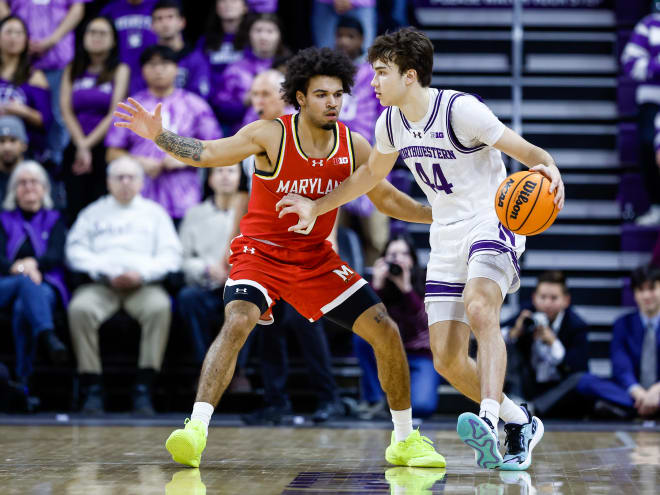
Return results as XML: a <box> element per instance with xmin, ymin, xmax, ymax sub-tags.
<box><xmin>332</xmin><ymin>264</ymin><xmax>354</xmax><ymax>282</ymax></box>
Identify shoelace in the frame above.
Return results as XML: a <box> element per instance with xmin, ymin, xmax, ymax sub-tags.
<box><xmin>408</xmin><ymin>433</ymin><xmax>436</xmax><ymax>452</ymax></box>
<box><xmin>503</xmin><ymin>423</ymin><xmax>525</xmax><ymax>455</ymax></box>
<box><xmin>184</xmin><ymin>418</ymin><xmax>191</xmax><ymax>426</ymax></box>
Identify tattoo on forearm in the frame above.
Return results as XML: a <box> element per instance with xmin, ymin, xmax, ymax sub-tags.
<box><xmin>155</xmin><ymin>129</ymin><xmax>204</xmax><ymax>162</ymax></box>
<box><xmin>374</xmin><ymin>311</ymin><xmax>386</xmax><ymax>324</ymax></box>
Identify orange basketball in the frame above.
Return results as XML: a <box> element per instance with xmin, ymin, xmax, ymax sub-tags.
<box><xmin>494</xmin><ymin>171</ymin><xmax>558</xmax><ymax>236</ymax></box>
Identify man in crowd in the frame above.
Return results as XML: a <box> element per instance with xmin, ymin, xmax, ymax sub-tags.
<box><xmin>66</xmin><ymin>156</ymin><xmax>182</xmax><ymax>415</ymax></box>
<box><xmin>0</xmin><ymin>116</ymin><xmax>28</xmax><ymax>203</ymax></box>
<box><xmin>577</xmin><ymin>265</ymin><xmax>660</xmax><ymax>418</ymax></box>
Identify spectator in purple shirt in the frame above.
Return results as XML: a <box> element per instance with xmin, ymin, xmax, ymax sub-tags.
<box><xmin>101</xmin><ymin>0</ymin><xmax>158</xmax><ymax>96</ymax></box>
<box><xmin>212</xmin><ymin>13</ymin><xmax>288</xmax><ymax>134</ymax></box>
<box><xmin>106</xmin><ymin>45</ymin><xmax>222</xmax><ymax>220</ymax></box>
<box><xmin>199</xmin><ymin>0</ymin><xmax>248</xmax><ymax>97</ymax></box>
<box><xmin>246</xmin><ymin>0</ymin><xmax>277</xmax><ymax>13</ymax></box>
<box><xmin>1</xmin><ymin>0</ymin><xmax>87</xmax><ymax>167</ymax></box>
<box><xmin>151</xmin><ymin>0</ymin><xmax>210</xmax><ymax>99</ymax></box>
<box><xmin>353</xmin><ymin>234</ymin><xmax>442</xmax><ymax>419</ymax></box>
<box><xmin>621</xmin><ymin>6</ymin><xmax>660</xmax><ymax>225</ymax></box>
<box><xmin>0</xmin><ymin>16</ymin><xmax>52</xmax><ymax>164</ymax></box>
<box><xmin>60</xmin><ymin>16</ymin><xmax>130</xmax><ymax>225</ymax></box>
<box><xmin>312</xmin><ymin>0</ymin><xmax>376</xmax><ymax>54</ymax></box>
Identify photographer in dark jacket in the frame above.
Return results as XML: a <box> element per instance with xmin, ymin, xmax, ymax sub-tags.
<box><xmin>502</xmin><ymin>270</ymin><xmax>589</xmax><ymax>415</ymax></box>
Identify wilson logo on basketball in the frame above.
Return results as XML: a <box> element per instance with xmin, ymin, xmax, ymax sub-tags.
<box><xmin>497</xmin><ymin>178</ymin><xmax>515</xmax><ymax>207</ymax></box>
<box><xmin>509</xmin><ymin>180</ymin><xmax>537</xmax><ymax>220</ymax></box>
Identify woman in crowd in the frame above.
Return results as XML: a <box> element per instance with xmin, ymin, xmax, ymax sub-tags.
<box><xmin>0</xmin><ymin>160</ymin><xmax>68</xmax><ymax>393</ymax></box>
<box><xmin>60</xmin><ymin>16</ymin><xmax>129</xmax><ymax>224</ymax></box>
<box><xmin>212</xmin><ymin>13</ymin><xmax>288</xmax><ymax>134</ymax></box>
<box><xmin>199</xmin><ymin>0</ymin><xmax>249</xmax><ymax>104</ymax></box>
<box><xmin>0</xmin><ymin>15</ymin><xmax>51</xmax><ymax>163</ymax></box>
<box><xmin>353</xmin><ymin>234</ymin><xmax>442</xmax><ymax>419</ymax></box>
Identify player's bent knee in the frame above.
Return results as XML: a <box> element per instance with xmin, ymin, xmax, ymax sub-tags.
<box><xmin>464</xmin><ymin>298</ymin><xmax>497</xmax><ymax>332</ymax></box>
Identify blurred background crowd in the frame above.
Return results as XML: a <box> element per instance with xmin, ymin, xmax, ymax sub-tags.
<box><xmin>0</xmin><ymin>0</ymin><xmax>658</xmax><ymax>425</ymax></box>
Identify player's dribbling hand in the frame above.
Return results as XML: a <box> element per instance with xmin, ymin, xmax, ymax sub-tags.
<box><xmin>113</xmin><ymin>98</ymin><xmax>163</xmax><ymax>141</ymax></box>
<box><xmin>530</xmin><ymin>163</ymin><xmax>565</xmax><ymax>210</ymax></box>
<box><xmin>275</xmin><ymin>193</ymin><xmax>318</xmax><ymax>233</ymax></box>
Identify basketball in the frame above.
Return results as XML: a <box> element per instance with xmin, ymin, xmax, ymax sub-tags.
<box><xmin>494</xmin><ymin>171</ymin><xmax>559</xmax><ymax>236</ymax></box>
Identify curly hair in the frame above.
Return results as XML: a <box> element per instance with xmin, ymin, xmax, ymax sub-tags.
<box><xmin>281</xmin><ymin>47</ymin><xmax>356</xmax><ymax>110</ymax></box>
<box><xmin>368</xmin><ymin>28</ymin><xmax>433</xmax><ymax>87</ymax></box>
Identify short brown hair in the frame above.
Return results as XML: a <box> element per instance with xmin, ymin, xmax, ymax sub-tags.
<box><xmin>368</xmin><ymin>28</ymin><xmax>433</xmax><ymax>87</ymax></box>
<box><xmin>536</xmin><ymin>270</ymin><xmax>568</xmax><ymax>294</ymax></box>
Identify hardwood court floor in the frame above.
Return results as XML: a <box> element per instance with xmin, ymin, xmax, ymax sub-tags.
<box><xmin>1</xmin><ymin>423</ymin><xmax>659</xmax><ymax>494</ymax></box>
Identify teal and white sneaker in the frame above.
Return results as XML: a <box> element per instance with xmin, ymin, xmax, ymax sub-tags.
<box><xmin>456</xmin><ymin>413</ymin><xmax>503</xmax><ymax>469</ymax></box>
<box><xmin>500</xmin><ymin>404</ymin><xmax>544</xmax><ymax>471</ymax></box>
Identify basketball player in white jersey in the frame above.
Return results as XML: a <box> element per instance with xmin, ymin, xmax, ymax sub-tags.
<box><xmin>276</xmin><ymin>28</ymin><xmax>565</xmax><ymax>471</ymax></box>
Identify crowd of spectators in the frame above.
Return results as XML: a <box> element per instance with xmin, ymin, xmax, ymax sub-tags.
<box><xmin>0</xmin><ymin>0</ymin><xmax>657</xmax><ymax>423</ymax></box>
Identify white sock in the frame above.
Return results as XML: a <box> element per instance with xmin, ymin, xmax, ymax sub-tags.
<box><xmin>499</xmin><ymin>395</ymin><xmax>528</xmax><ymax>424</ymax></box>
<box><xmin>191</xmin><ymin>401</ymin><xmax>214</xmax><ymax>437</ymax></box>
<box><xmin>390</xmin><ymin>408</ymin><xmax>413</xmax><ymax>442</ymax></box>
<box><xmin>479</xmin><ymin>398</ymin><xmax>500</xmax><ymax>432</ymax></box>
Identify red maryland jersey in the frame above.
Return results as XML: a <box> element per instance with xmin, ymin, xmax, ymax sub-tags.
<box><xmin>239</xmin><ymin>113</ymin><xmax>355</xmax><ymax>247</ymax></box>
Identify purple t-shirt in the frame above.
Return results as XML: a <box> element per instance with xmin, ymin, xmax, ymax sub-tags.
<box><xmin>246</xmin><ymin>0</ymin><xmax>278</xmax><ymax>12</ymax></box>
<box><xmin>199</xmin><ymin>33</ymin><xmax>243</xmax><ymax>96</ymax></box>
<box><xmin>340</xmin><ymin>60</ymin><xmax>383</xmax><ymax>143</ymax></box>
<box><xmin>9</xmin><ymin>0</ymin><xmax>90</xmax><ymax>71</ymax></box>
<box><xmin>105</xmin><ymin>88</ymin><xmax>222</xmax><ymax>218</ymax></box>
<box><xmin>176</xmin><ymin>44</ymin><xmax>211</xmax><ymax>99</ymax></box>
<box><xmin>101</xmin><ymin>0</ymin><xmax>158</xmax><ymax>95</ymax></box>
<box><xmin>0</xmin><ymin>77</ymin><xmax>52</xmax><ymax>158</ymax></box>
<box><xmin>316</xmin><ymin>0</ymin><xmax>375</xmax><ymax>7</ymax></box>
<box><xmin>212</xmin><ymin>49</ymin><xmax>272</xmax><ymax>133</ymax></box>
<box><xmin>71</xmin><ymin>72</ymin><xmax>114</xmax><ymax>135</ymax></box>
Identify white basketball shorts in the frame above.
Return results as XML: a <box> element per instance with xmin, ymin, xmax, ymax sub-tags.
<box><xmin>424</xmin><ymin>212</ymin><xmax>525</xmax><ymax>326</ymax></box>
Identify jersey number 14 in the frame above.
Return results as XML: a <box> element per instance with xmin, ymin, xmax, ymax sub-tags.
<box><xmin>415</xmin><ymin>162</ymin><xmax>453</xmax><ymax>195</ymax></box>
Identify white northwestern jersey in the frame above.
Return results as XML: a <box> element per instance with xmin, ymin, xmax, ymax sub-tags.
<box><xmin>375</xmin><ymin>88</ymin><xmax>508</xmax><ymax>225</ymax></box>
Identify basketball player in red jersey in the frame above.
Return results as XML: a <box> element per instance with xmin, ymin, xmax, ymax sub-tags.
<box><xmin>113</xmin><ymin>47</ymin><xmax>446</xmax><ymax>469</ymax></box>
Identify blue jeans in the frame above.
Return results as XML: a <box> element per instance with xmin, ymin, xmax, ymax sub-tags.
<box><xmin>0</xmin><ymin>276</ymin><xmax>56</xmax><ymax>378</ymax></box>
<box><xmin>353</xmin><ymin>334</ymin><xmax>442</xmax><ymax>418</ymax></box>
<box><xmin>177</xmin><ymin>285</ymin><xmax>253</xmax><ymax>367</ymax></box>
<box><xmin>45</xmin><ymin>68</ymin><xmax>69</xmax><ymax>167</ymax></box>
<box><xmin>312</xmin><ymin>2</ymin><xmax>376</xmax><ymax>53</ymax></box>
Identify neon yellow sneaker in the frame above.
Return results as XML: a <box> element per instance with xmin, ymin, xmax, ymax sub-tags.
<box><xmin>165</xmin><ymin>468</ymin><xmax>206</xmax><ymax>495</ymax></box>
<box><xmin>165</xmin><ymin>418</ymin><xmax>207</xmax><ymax>467</ymax></box>
<box><xmin>385</xmin><ymin>430</ymin><xmax>447</xmax><ymax>468</ymax></box>
<box><xmin>385</xmin><ymin>467</ymin><xmax>446</xmax><ymax>494</ymax></box>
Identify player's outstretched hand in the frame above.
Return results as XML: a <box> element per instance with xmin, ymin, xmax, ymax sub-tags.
<box><xmin>113</xmin><ymin>97</ymin><xmax>163</xmax><ymax>141</ymax></box>
<box><xmin>531</xmin><ymin>163</ymin><xmax>564</xmax><ymax>210</ymax></box>
<box><xmin>276</xmin><ymin>193</ymin><xmax>318</xmax><ymax>232</ymax></box>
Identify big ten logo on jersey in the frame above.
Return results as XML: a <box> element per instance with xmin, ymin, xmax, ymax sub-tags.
<box><xmin>431</xmin><ymin>131</ymin><xmax>444</xmax><ymax>139</ymax></box>
<box><xmin>332</xmin><ymin>157</ymin><xmax>349</xmax><ymax>165</ymax></box>
<box><xmin>332</xmin><ymin>264</ymin><xmax>355</xmax><ymax>283</ymax></box>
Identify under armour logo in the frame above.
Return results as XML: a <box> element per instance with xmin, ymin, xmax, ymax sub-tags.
<box><xmin>243</xmin><ymin>246</ymin><xmax>255</xmax><ymax>254</ymax></box>
<box><xmin>235</xmin><ymin>288</ymin><xmax>248</xmax><ymax>294</ymax></box>
<box><xmin>311</xmin><ymin>159</ymin><xmax>324</xmax><ymax>167</ymax></box>
<box><xmin>411</xmin><ymin>131</ymin><xmax>422</xmax><ymax>139</ymax></box>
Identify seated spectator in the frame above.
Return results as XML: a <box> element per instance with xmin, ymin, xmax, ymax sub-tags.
<box><xmin>151</xmin><ymin>0</ymin><xmax>210</xmax><ymax>98</ymax></box>
<box><xmin>198</xmin><ymin>0</ymin><xmax>248</xmax><ymax>99</ymax></box>
<box><xmin>577</xmin><ymin>266</ymin><xmax>660</xmax><ymax>418</ymax></box>
<box><xmin>0</xmin><ymin>160</ymin><xmax>68</xmax><ymax>395</ymax></box>
<box><xmin>353</xmin><ymin>234</ymin><xmax>441</xmax><ymax>419</ymax></box>
<box><xmin>177</xmin><ymin>164</ymin><xmax>241</xmax><ymax>364</ymax></box>
<box><xmin>2</xmin><ymin>0</ymin><xmax>86</xmax><ymax>167</ymax></box>
<box><xmin>622</xmin><ymin>6</ymin><xmax>660</xmax><ymax>225</ymax></box>
<box><xmin>101</xmin><ymin>0</ymin><xmax>158</xmax><ymax>95</ymax></box>
<box><xmin>106</xmin><ymin>45</ymin><xmax>222</xmax><ymax>221</ymax></box>
<box><xmin>334</xmin><ymin>15</ymin><xmax>387</xmax><ymax>265</ymax></box>
<box><xmin>212</xmin><ymin>13</ymin><xmax>288</xmax><ymax>134</ymax></box>
<box><xmin>502</xmin><ymin>271</ymin><xmax>589</xmax><ymax>415</ymax></box>
<box><xmin>0</xmin><ymin>16</ymin><xmax>52</xmax><ymax>163</ymax></box>
<box><xmin>66</xmin><ymin>156</ymin><xmax>182</xmax><ymax>415</ymax></box>
<box><xmin>311</xmin><ymin>0</ymin><xmax>376</xmax><ymax>54</ymax></box>
<box><xmin>60</xmin><ymin>15</ymin><xmax>129</xmax><ymax>224</ymax></box>
<box><xmin>0</xmin><ymin>115</ymin><xmax>28</xmax><ymax>204</ymax></box>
